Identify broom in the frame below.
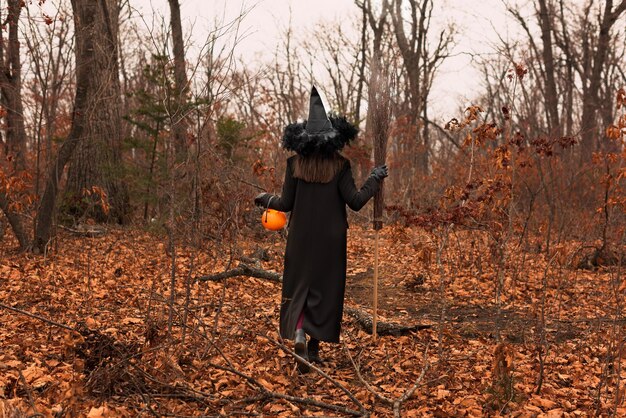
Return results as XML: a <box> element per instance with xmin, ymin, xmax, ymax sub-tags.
<box><xmin>369</xmin><ymin>65</ymin><xmax>392</xmax><ymax>340</ymax></box>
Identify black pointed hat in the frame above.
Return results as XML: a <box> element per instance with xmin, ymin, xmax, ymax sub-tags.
<box><xmin>282</xmin><ymin>86</ymin><xmax>358</xmax><ymax>157</ymax></box>
<box><xmin>306</xmin><ymin>86</ymin><xmax>333</xmax><ymax>134</ymax></box>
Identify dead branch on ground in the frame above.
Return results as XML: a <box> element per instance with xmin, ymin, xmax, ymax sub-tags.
<box><xmin>208</xmin><ymin>361</ymin><xmax>365</xmax><ymax>416</ymax></box>
<box><xmin>265</xmin><ymin>336</ymin><xmax>369</xmax><ymax>415</ymax></box>
<box><xmin>196</xmin><ymin>263</ymin><xmax>282</xmax><ymax>282</ymax></box>
<box><xmin>196</xmin><ymin>264</ymin><xmax>431</xmax><ymax>336</ymax></box>
<box><xmin>345</xmin><ymin>306</ymin><xmax>431</xmax><ymax>336</ymax></box>
<box><xmin>344</xmin><ymin>341</ymin><xmax>430</xmax><ymax>418</ymax></box>
<box><xmin>0</xmin><ymin>301</ymin><xmax>76</xmax><ymax>331</ymax></box>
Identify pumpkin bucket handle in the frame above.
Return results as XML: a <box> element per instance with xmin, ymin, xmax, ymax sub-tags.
<box><xmin>264</xmin><ymin>196</ymin><xmax>275</xmax><ymax>222</ymax></box>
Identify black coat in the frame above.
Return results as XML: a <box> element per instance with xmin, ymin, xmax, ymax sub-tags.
<box><xmin>259</xmin><ymin>155</ymin><xmax>380</xmax><ymax>342</ymax></box>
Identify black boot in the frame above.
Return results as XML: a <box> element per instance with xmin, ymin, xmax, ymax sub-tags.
<box><xmin>294</xmin><ymin>329</ymin><xmax>309</xmax><ymax>373</ymax></box>
<box><xmin>307</xmin><ymin>338</ymin><xmax>322</xmax><ymax>364</ymax></box>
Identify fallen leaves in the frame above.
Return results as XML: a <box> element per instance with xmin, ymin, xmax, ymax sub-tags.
<box><xmin>22</xmin><ymin>364</ymin><xmax>55</xmax><ymax>389</ymax></box>
<box><xmin>0</xmin><ymin>225</ymin><xmax>624</xmax><ymax>416</ymax></box>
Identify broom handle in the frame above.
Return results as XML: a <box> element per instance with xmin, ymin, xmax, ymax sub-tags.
<box><xmin>373</xmin><ymin>229</ymin><xmax>379</xmax><ymax>340</ymax></box>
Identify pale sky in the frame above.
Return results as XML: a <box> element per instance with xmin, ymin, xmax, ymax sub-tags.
<box><xmin>110</xmin><ymin>1</ymin><xmax>525</xmax><ymax>118</ymax></box>
<box><xmin>158</xmin><ymin>0</ymin><xmax>517</xmax><ymax>119</ymax></box>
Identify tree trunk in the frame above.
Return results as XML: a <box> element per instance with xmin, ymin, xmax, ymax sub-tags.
<box><xmin>421</xmin><ymin>92</ymin><xmax>429</xmax><ymax>176</ymax></box>
<box><xmin>0</xmin><ymin>0</ymin><xmax>27</xmax><ymax>169</ymax></box>
<box><xmin>64</xmin><ymin>0</ymin><xmax>129</xmax><ymax>223</ymax></box>
<box><xmin>537</xmin><ymin>0</ymin><xmax>560</xmax><ymax>136</ymax></box>
<box><xmin>34</xmin><ymin>0</ymin><xmax>98</xmax><ymax>252</ymax></box>
<box><xmin>0</xmin><ymin>190</ymin><xmax>29</xmax><ymax>250</ymax></box>
<box><xmin>357</xmin><ymin>0</ymin><xmax>390</xmax><ymax>187</ymax></box>
<box><xmin>168</xmin><ymin>0</ymin><xmax>189</xmax><ymax>158</ymax></box>
<box><xmin>0</xmin><ymin>0</ymin><xmax>29</xmax><ymax>249</ymax></box>
<box><xmin>579</xmin><ymin>0</ymin><xmax>626</xmax><ymax>160</ymax></box>
<box><xmin>354</xmin><ymin>4</ymin><xmax>368</xmax><ymax>126</ymax></box>
<box><xmin>390</xmin><ymin>0</ymin><xmax>449</xmax><ymax>180</ymax></box>
<box><xmin>556</xmin><ymin>0</ymin><xmax>575</xmax><ymax>138</ymax></box>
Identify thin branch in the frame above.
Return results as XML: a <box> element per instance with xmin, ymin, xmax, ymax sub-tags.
<box><xmin>0</xmin><ymin>301</ymin><xmax>76</xmax><ymax>331</ymax></box>
<box><xmin>208</xmin><ymin>361</ymin><xmax>364</xmax><ymax>416</ymax></box>
<box><xmin>343</xmin><ymin>342</ymin><xmax>395</xmax><ymax>405</ymax></box>
<box><xmin>344</xmin><ymin>339</ymin><xmax>430</xmax><ymax>418</ymax></box>
<box><xmin>266</xmin><ymin>337</ymin><xmax>368</xmax><ymax>415</ymax></box>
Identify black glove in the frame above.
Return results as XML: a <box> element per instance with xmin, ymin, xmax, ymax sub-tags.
<box><xmin>370</xmin><ymin>165</ymin><xmax>388</xmax><ymax>181</ymax></box>
<box><xmin>254</xmin><ymin>193</ymin><xmax>268</xmax><ymax>207</ymax></box>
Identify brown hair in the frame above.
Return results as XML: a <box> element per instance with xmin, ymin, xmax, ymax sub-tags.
<box><xmin>293</xmin><ymin>152</ymin><xmax>346</xmax><ymax>183</ymax></box>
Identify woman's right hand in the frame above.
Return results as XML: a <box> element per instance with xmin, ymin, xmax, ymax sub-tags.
<box><xmin>370</xmin><ymin>165</ymin><xmax>388</xmax><ymax>181</ymax></box>
<box><xmin>254</xmin><ymin>193</ymin><xmax>268</xmax><ymax>207</ymax></box>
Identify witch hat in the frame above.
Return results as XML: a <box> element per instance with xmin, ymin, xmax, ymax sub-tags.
<box><xmin>281</xmin><ymin>86</ymin><xmax>359</xmax><ymax>157</ymax></box>
<box><xmin>306</xmin><ymin>86</ymin><xmax>333</xmax><ymax>134</ymax></box>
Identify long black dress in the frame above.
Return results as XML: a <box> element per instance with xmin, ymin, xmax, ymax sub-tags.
<box><xmin>259</xmin><ymin>155</ymin><xmax>379</xmax><ymax>342</ymax></box>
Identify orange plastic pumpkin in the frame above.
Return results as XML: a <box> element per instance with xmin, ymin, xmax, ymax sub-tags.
<box><xmin>261</xmin><ymin>209</ymin><xmax>287</xmax><ymax>231</ymax></box>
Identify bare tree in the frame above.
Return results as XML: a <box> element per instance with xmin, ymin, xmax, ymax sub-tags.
<box><xmin>24</xmin><ymin>2</ymin><xmax>75</xmax><ymax>199</ymax></box>
<box><xmin>356</xmin><ymin>0</ymin><xmax>391</xmax><ymax>183</ymax></box>
<box><xmin>356</xmin><ymin>0</ymin><xmax>391</xmax><ymax>123</ymax></box>
<box><xmin>167</xmin><ymin>0</ymin><xmax>189</xmax><ymax>157</ymax></box>
<box><xmin>578</xmin><ymin>0</ymin><xmax>626</xmax><ymax>159</ymax></box>
<box><xmin>0</xmin><ymin>0</ymin><xmax>29</xmax><ymax>248</ymax></box>
<box><xmin>303</xmin><ymin>20</ymin><xmax>364</xmax><ymax>117</ymax></box>
<box><xmin>0</xmin><ymin>0</ymin><xmax>28</xmax><ymax>169</ymax></box>
<box><xmin>537</xmin><ymin>0</ymin><xmax>560</xmax><ymax>136</ymax></box>
<box><xmin>390</xmin><ymin>0</ymin><xmax>454</xmax><ymax>188</ymax></box>
<box><xmin>266</xmin><ymin>20</ymin><xmax>308</xmax><ymax>129</ymax></box>
<box><xmin>34</xmin><ymin>0</ymin><xmax>104</xmax><ymax>252</ymax></box>
<box><xmin>508</xmin><ymin>0</ymin><xmax>626</xmax><ymax>157</ymax></box>
<box><xmin>63</xmin><ymin>0</ymin><xmax>129</xmax><ymax>223</ymax></box>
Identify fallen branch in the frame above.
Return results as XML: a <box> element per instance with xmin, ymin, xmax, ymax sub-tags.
<box><xmin>0</xmin><ymin>301</ymin><xmax>75</xmax><ymax>331</ymax></box>
<box><xmin>344</xmin><ymin>341</ymin><xmax>430</xmax><ymax>418</ymax></box>
<box><xmin>18</xmin><ymin>370</ymin><xmax>43</xmax><ymax>418</ymax></box>
<box><xmin>196</xmin><ymin>265</ymin><xmax>429</xmax><ymax>337</ymax></box>
<box><xmin>343</xmin><ymin>343</ymin><xmax>394</xmax><ymax>405</ymax></box>
<box><xmin>345</xmin><ymin>306</ymin><xmax>431</xmax><ymax>336</ymax></box>
<box><xmin>58</xmin><ymin>223</ymin><xmax>107</xmax><ymax>238</ymax></box>
<box><xmin>392</xmin><ymin>360</ymin><xmax>429</xmax><ymax>417</ymax></box>
<box><xmin>266</xmin><ymin>336</ymin><xmax>369</xmax><ymax>416</ymax></box>
<box><xmin>196</xmin><ymin>263</ymin><xmax>282</xmax><ymax>283</ymax></box>
<box><xmin>209</xmin><ymin>361</ymin><xmax>364</xmax><ymax>416</ymax></box>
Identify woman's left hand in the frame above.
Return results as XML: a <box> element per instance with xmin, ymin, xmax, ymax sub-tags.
<box><xmin>370</xmin><ymin>165</ymin><xmax>388</xmax><ymax>181</ymax></box>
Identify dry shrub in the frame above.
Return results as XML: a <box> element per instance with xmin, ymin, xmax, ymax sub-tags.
<box><xmin>486</xmin><ymin>342</ymin><xmax>516</xmax><ymax>411</ymax></box>
<box><xmin>71</xmin><ymin>324</ymin><xmax>142</xmax><ymax>398</ymax></box>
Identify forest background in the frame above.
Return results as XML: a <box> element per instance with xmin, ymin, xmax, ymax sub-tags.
<box><xmin>1</xmin><ymin>0</ymin><xmax>626</xmax><ymax>416</ymax></box>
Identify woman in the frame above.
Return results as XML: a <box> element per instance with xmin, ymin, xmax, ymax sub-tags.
<box><xmin>254</xmin><ymin>86</ymin><xmax>387</xmax><ymax>372</ymax></box>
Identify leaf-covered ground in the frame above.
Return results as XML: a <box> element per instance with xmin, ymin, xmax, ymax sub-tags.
<box><xmin>0</xmin><ymin>223</ymin><xmax>624</xmax><ymax>417</ymax></box>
